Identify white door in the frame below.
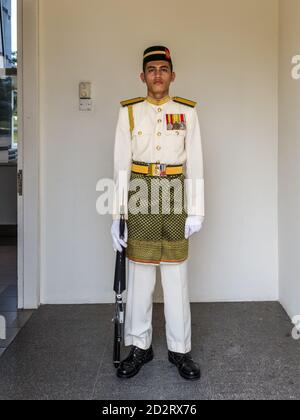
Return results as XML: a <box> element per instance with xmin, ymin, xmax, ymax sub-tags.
<box><xmin>17</xmin><ymin>0</ymin><xmax>40</xmax><ymax>309</ymax></box>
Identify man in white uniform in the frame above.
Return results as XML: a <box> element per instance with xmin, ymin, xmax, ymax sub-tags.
<box><xmin>111</xmin><ymin>46</ymin><xmax>205</xmax><ymax>380</ymax></box>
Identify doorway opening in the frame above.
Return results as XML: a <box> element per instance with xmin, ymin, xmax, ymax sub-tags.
<box><xmin>0</xmin><ymin>0</ymin><xmax>18</xmax><ymax>301</ymax></box>
<box><xmin>0</xmin><ymin>0</ymin><xmax>32</xmax><ymax>357</ymax></box>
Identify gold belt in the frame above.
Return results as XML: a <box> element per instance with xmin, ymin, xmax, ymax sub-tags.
<box><xmin>131</xmin><ymin>162</ymin><xmax>183</xmax><ymax>177</ymax></box>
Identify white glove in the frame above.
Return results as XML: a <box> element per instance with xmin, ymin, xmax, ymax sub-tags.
<box><xmin>185</xmin><ymin>215</ymin><xmax>204</xmax><ymax>239</ymax></box>
<box><xmin>111</xmin><ymin>219</ymin><xmax>128</xmax><ymax>252</ymax></box>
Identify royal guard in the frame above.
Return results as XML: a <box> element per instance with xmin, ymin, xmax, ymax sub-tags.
<box><xmin>111</xmin><ymin>46</ymin><xmax>205</xmax><ymax>380</ymax></box>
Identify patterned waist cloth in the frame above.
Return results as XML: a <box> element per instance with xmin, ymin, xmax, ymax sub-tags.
<box><xmin>126</xmin><ymin>161</ymin><xmax>188</xmax><ymax>265</ymax></box>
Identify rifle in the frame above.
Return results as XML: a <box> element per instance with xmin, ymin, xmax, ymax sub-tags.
<box><xmin>112</xmin><ymin>204</ymin><xmax>126</xmax><ymax>368</ymax></box>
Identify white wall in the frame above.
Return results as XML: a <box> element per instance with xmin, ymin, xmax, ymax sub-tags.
<box><xmin>278</xmin><ymin>0</ymin><xmax>300</xmax><ymax>318</ymax></box>
<box><xmin>39</xmin><ymin>0</ymin><xmax>279</xmax><ymax>304</ymax></box>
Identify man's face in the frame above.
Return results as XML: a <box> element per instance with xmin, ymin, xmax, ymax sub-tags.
<box><xmin>140</xmin><ymin>60</ymin><xmax>176</xmax><ymax>95</ymax></box>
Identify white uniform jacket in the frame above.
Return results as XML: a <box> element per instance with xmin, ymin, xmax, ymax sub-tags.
<box><xmin>112</xmin><ymin>96</ymin><xmax>205</xmax><ymax>220</ymax></box>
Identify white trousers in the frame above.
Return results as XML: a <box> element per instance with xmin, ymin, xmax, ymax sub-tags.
<box><xmin>124</xmin><ymin>259</ymin><xmax>191</xmax><ymax>353</ymax></box>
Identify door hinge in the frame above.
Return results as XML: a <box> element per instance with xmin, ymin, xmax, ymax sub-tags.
<box><xmin>17</xmin><ymin>169</ymin><xmax>23</xmax><ymax>196</ymax></box>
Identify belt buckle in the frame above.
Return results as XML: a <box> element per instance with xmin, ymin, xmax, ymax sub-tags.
<box><xmin>150</xmin><ymin>163</ymin><xmax>166</xmax><ymax>177</ymax></box>
<box><xmin>159</xmin><ymin>163</ymin><xmax>167</xmax><ymax>177</ymax></box>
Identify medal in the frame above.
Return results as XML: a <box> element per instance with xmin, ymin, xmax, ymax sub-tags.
<box><xmin>166</xmin><ymin>114</ymin><xmax>174</xmax><ymax>130</ymax></box>
<box><xmin>166</xmin><ymin>114</ymin><xmax>186</xmax><ymax>130</ymax></box>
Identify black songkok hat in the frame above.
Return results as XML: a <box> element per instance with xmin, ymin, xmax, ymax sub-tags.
<box><xmin>143</xmin><ymin>46</ymin><xmax>172</xmax><ymax>68</ymax></box>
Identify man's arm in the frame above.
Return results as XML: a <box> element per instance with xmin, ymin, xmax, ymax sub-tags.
<box><xmin>112</xmin><ymin>107</ymin><xmax>132</xmax><ymax>220</ymax></box>
<box><xmin>185</xmin><ymin>107</ymin><xmax>205</xmax><ymax>218</ymax></box>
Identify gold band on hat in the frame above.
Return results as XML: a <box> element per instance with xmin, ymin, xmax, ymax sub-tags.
<box><xmin>143</xmin><ymin>50</ymin><xmax>168</xmax><ymax>59</ymax></box>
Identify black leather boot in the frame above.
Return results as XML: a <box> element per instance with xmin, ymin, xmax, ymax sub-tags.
<box><xmin>117</xmin><ymin>345</ymin><xmax>154</xmax><ymax>379</ymax></box>
<box><xmin>168</xmin><ymin>350</ymin><xmax>201</xmax><ymax>380</ymax></box>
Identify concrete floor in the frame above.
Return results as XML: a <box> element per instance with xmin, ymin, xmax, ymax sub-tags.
<box><xmin>0</xmin><ymin>301</ymin><xmax>299</xmax><ymax>400</ymax></box>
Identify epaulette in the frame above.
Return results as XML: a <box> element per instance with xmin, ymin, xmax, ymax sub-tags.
<box><xmin>173</xmin><ymin>96</ymin><xmax>197</xmax><ymax>108</ymax></box>
<box><xmin>120</xmin><ymin>97</ymin><xmax>145</xmax><ymax>107</ymax></box>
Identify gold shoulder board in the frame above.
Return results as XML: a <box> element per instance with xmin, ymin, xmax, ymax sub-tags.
<box><xmin>120</xmin><ymin>97</ymin><xmax>145</xmax><ymax>107</ymax></box>
<box><xmin>173</xmin><ymin>96</ymin><xmax>197</xmax><ymax>108</ymax></box>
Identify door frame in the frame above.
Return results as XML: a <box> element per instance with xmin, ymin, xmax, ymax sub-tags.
<box><xmin>17</xmin><ymin>0</ymin><xmax>40</xmax><ymax>309</ymax></box>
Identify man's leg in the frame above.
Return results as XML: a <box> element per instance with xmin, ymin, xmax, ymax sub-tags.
<box><xmin>160</xmin><ymin>260</ymin><xmax>201</xmax><ymax>380</ymax></box>
<box><xmin>160</xmin><ymin>260</ymin><xmax>191</xmax><ymax>353</ymax></box>
<box><xmin>117</xmin><ymin>260</ymin><xmax>156</xmax><ymax>379</ymax></box>
<box><xmin>124</xmin><ymin>260</ymin><xmax>157</xmax><ymax>350</ymax></box>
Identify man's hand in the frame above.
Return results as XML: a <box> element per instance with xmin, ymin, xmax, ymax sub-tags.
<box><xmin>185</xmin><ymin>215</ymin><xmax>204</xmax><ymax>239</ymax></box>
<box><xmin>111</xmin><ymin>219</ymin><xmax>128</xmax><ymax>252</ymax></box>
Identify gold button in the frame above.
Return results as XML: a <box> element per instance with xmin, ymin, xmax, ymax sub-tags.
<box><xmin>157</xmin><ymin>108</ymin><xmax>162</xmax><ymax>113</ymax></box>
<box><xmin>157</xmin><ymin>119</ymin><xmax>162</xmax><ymax>123</ymax></box>
<box><xmin>156</xmin><ymin>145</ymin><xmax>161</xmax><ymax>151</ymax></box>
<box><xmin>176</xmin><ymin>131</ymin><xmax>180</xmax><ymax>136</ymax></box>
<box><xmin>157</xmin><ymin>132</ymin><xmax>161</xmax><ymax>137</ymax></box>
<box><xmin>138</xmin><ymin>131</ymin><xmax>142</xmax><ymax>136</ymax></box>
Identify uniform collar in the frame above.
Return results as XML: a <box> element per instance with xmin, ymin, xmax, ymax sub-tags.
<box><xmin>146</xmin><ymin>95</ymin><xmax>171</xmax><ymax>106</ymax></box>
